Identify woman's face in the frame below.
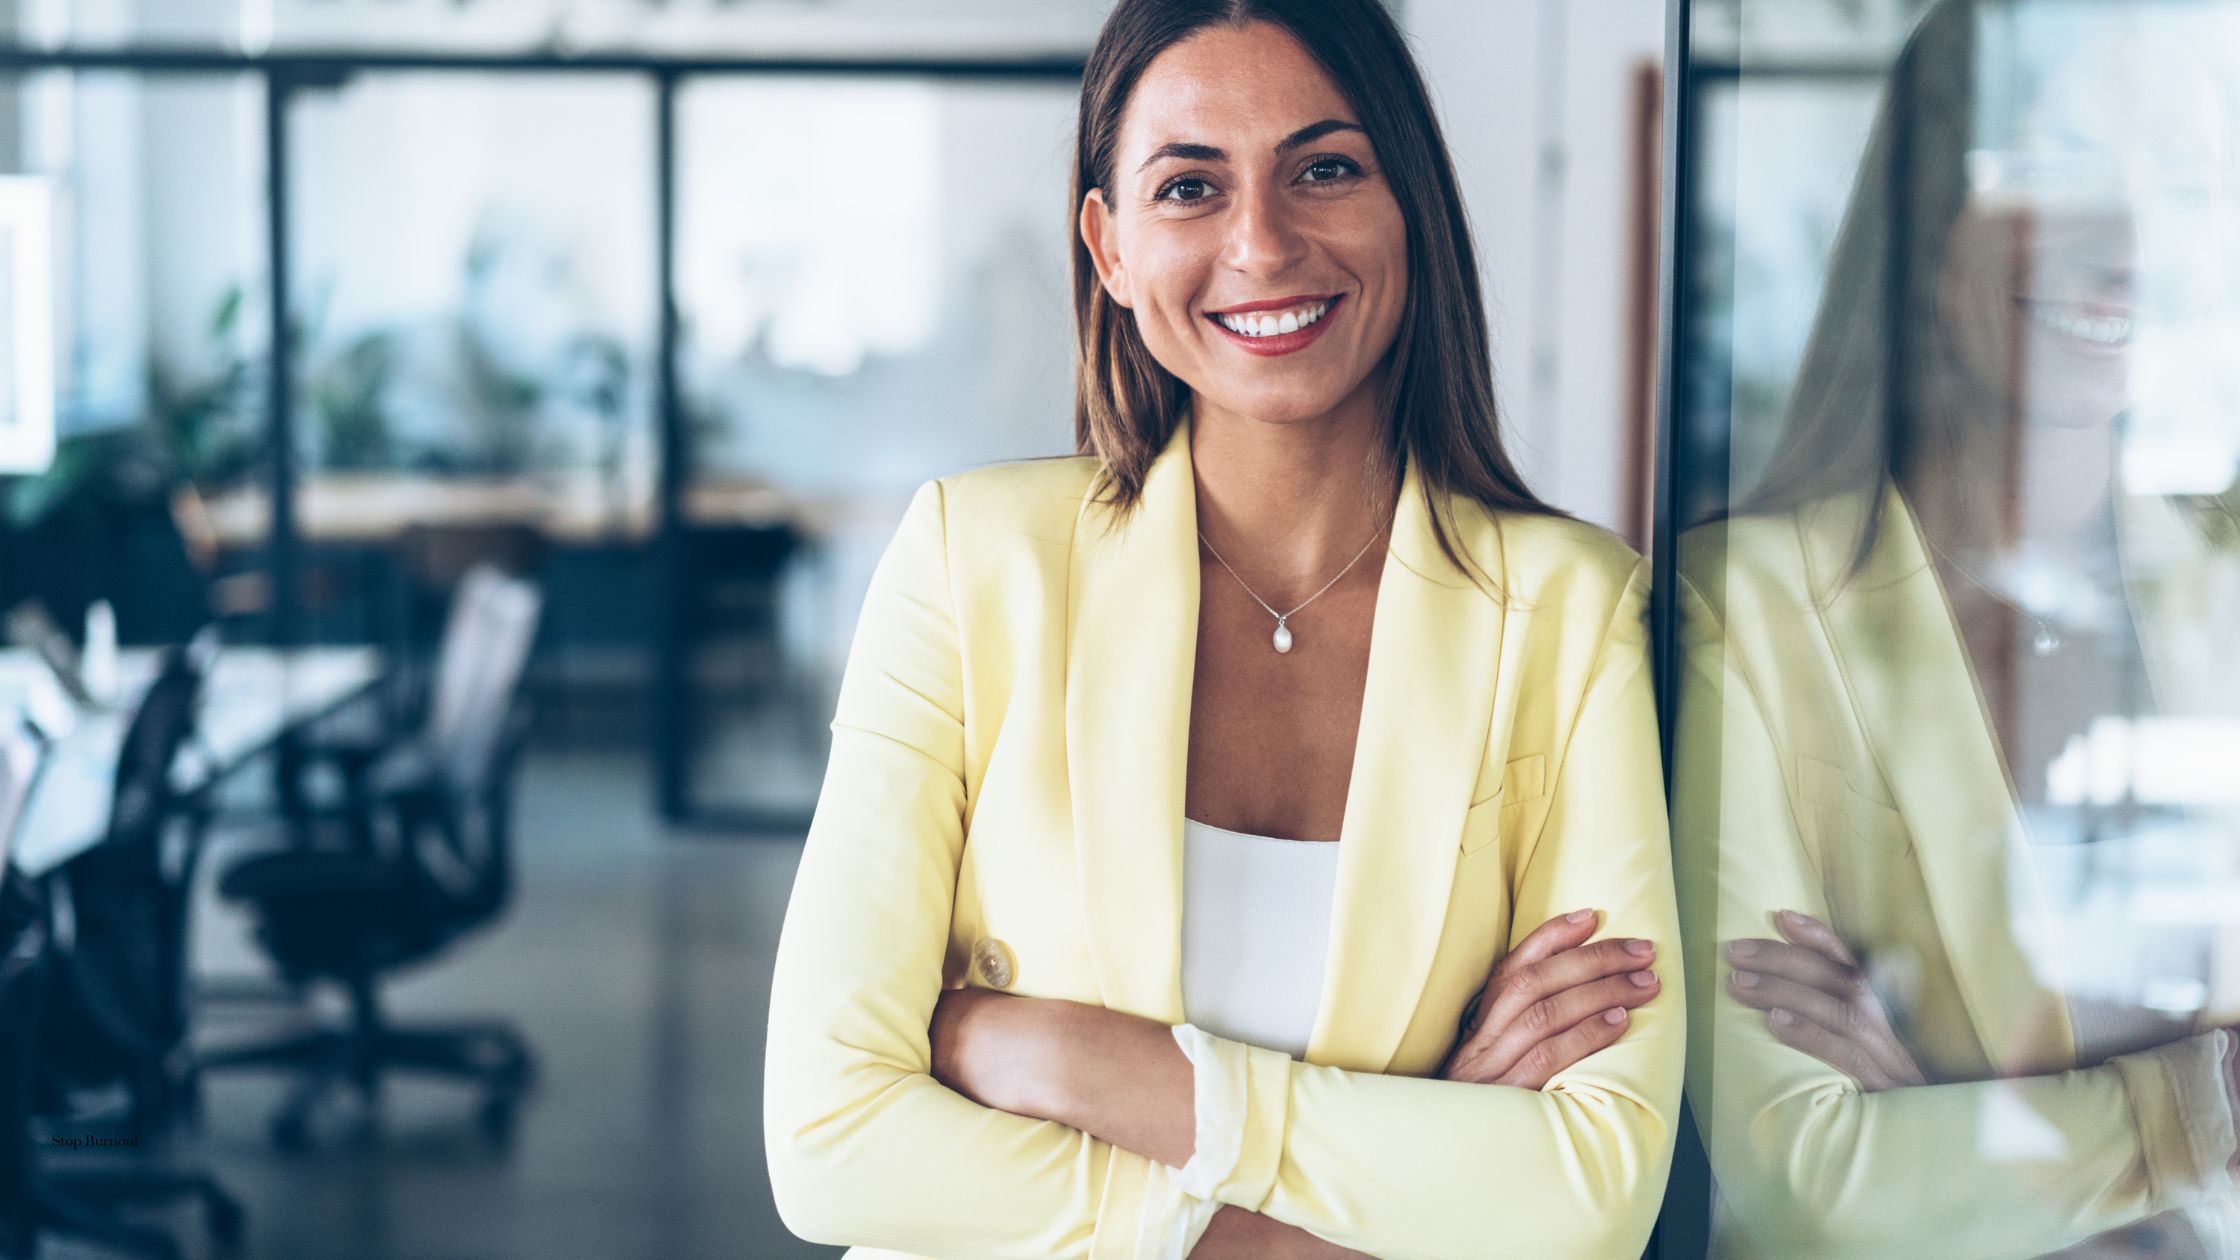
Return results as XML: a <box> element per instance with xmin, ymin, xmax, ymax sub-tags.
<box><xmin>1078</xmin><ymin>20</ymin><xmax>1409</xmax><ymax>429</ymax></box>
<box><xmin>1934</xmin><ymin>192</ymin><xmax>2139</xmax><ymax>432</ymax></box>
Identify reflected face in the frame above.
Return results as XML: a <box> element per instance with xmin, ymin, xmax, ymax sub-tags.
<box><xmin>1078</xmin><ymin>21</ymin><xmax>1409</xmax><ymax>427</ymax></box>
<box><xmin>1936</xmin><ymin>196</ymin><xmax>2140</xmax><ymax>431</ymax></box>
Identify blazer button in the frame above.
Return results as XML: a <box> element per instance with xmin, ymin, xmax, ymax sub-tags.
<box><xmin>971</xmin><ymin>937</ymin><xmax>1016</xmax><ymax>990</ymax></box>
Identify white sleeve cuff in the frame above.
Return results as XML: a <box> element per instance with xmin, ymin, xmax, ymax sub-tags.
<box><xmin>1132</xmin><ymin>1157</ymin><xmax>1224</xmax><ymax>1260</ymax></box>
<box><xmin>1166</xmin><ymin>1022</ymin><xmax>1293</xmax><ymax>1211</ymax></box>
<box><xmin>2117</xmin><ymin>1027</ymin><xmax>2240</xmax><ymax>1210</ymax></box>
<box><xmin>1169</xmin><ymin>1023</ymin><xmax>1249</xmax><ymax>1200</ymax></box>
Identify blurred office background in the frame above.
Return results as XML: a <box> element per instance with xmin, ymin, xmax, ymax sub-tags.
<box><xmin>10</xmin><ymin>0</ymin><xmax>2233</xmax><ymax>1256</ymax></box>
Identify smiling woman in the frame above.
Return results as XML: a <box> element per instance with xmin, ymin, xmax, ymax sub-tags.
<box><xmin>763</xmin><ymin>2</ymin><xmax>1684</xmax><ymax>1258</ymax></box>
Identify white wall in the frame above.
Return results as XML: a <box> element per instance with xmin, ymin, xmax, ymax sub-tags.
<box><xmin>1403</xmin><ymin>0</ymin><xmax>1666</xmax><ymax>535</ymax></box>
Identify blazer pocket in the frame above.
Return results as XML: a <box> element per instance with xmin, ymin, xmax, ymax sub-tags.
<box><xmin>1462</xmin><ymin>754</ymin><xmax>1549</xmax><ymax>855</ymax></box>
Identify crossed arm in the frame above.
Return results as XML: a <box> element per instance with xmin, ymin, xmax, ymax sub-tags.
<box><xmin>763</xmin><ymin>484</ymin><xmax>1683</xmax><ymax>1259</ymax></box>
<box><xmin>924</xmin><ymin>911</ymin><xmax>1667</xmax><ymax>1258</ymax></box>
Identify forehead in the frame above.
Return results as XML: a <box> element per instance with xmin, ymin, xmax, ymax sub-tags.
<box><xmin>1118</xmin><ymin>21</ymin><xmax>1357</xmax><ymax>154</ymax></box>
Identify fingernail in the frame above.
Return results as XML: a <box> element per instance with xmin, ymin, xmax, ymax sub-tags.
<box><xmin>1603</xmin><ymin>1009</ymin><xmax>1628</xmax><ymax>1025</ymax></box>
<box><xmin>1777</xmin><ymin>910</ymin><xmax>1804</xmax><ymax>925</ymax></box>
<box><xmin>1769</xmin><ymin>1008</ymin><xmax>1794</xmax><ymax>1027</ymax></box>
<box><xmin>1726</xmin><ymin>939</ymin><xmax>1758</xmax><ymax>958</ymax></box>
<box><xmin>1630</xmin><ymin>970</ymin><xmax>1658</xmax><ymax>987</ymax></box>
<box><xmin>1624</xmin><ymin>939</ymin><xmax>1654</xmax><ymax>957</ymax></box>
<box><xmin>1733</xmin><ymin>971</ymin><xmax>1760</xmax><ymax>988</ymax></box>
<box><xmin>1567</xmin><ymin>909</ymin><xmax>1595</xmax><ymax>924</ymax></box>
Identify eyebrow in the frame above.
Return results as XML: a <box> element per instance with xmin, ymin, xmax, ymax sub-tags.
<box><xmin>1134</xmin><ymin>118</ymin><xmax>1367</xmax><ymax>174</ymax></box>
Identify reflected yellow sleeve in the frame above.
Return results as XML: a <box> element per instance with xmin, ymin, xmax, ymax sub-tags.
<box><xmin>1674</xmin><ymin>582</ymin><xmax>2240</xmax><ymax>1260</ymax></box>
<box><xmin>762</xmin><ymin>480</ymin><xmax>1165</xmax><ymax>1259</ymax></box>
<box><xmin>1168</xmin><ymin>565</ymin><xmax>1685</xmax><ymax>1260</ymax></box>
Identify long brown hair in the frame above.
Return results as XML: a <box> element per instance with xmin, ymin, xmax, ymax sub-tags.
<box><xmin>1069</xmin><ymin>0</ymin><xmax>1557</xmax><ymax>581</ymax></box>
<box><xmin>1736</xmin><ymin>0</ymin><xmax>1981</xmax><ymax>571</ymax></box>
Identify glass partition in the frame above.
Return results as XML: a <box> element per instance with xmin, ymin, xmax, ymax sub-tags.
<box><xmin>0</xmin><ymin>70</ymin><xmax>274</xmax><ymax>650</ymax></box>
<box><xmin>1669</xmin><ymin>0</ymin><xmax>2240</xmax><ymax>1254</ymax></box>
<box><xmin>270</xmin><ymin>69</ymin><xmax>657</xmax><ymax>701</ymax></box>
<box><xmin>671</xmin><ymin>76</ymin><xmax>1078</xmax><ymax>824</ymax></box>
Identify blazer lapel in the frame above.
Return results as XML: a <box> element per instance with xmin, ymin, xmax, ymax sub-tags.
<box><xmin>1065</xmin><ymin>418</ymin><xmax>1503</xmax><ymax>1069</ymax></box>
<box><xmin>1066</xmin><ymin>418</ymin><xmax>1201</xmax><ymax>1022</ymax></box>
<box><xmin>1806</xmin><ymin>485</ymin><xmax>2076</xmax><ymax>1076</ymax></box>
<box><xmin>1307</xmin><ymin>461</ymin><xmax>1505</xmax><ymax>1072</ymax></box>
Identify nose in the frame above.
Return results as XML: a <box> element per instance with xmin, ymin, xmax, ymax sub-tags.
<box><xmin>1219</xmin><ymin>180</ymin><xmax>1308</xmax><ymax>277</ymax></box>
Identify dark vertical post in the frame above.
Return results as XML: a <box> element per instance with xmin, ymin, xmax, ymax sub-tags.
<box><xmin>1650</xmin><ymin>0</ymin><xmax>1712</xmax><ymax>1255</ymax></box>
<box><xmin>263</xmin><ymin>67</ymin><xmax>298</xmax><ymax>654</ymax></box>
<box><xmin>653</xmin><ymin>70</ymin><xmax>689</xmax><ymax>821</ymax></box>
<box><xmin>264</xmin><ymin>67</ymin><xmax>309</xmax><ymax>822</ymax></box>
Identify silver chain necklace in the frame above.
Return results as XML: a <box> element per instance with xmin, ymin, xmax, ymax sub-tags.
<box><xmin>1197</xmin><ymin>524</ymin><xmax>1387</xmax><ymax>654</ymax></box>
<box><xmin>1921</xmin><ymin>531</ymin><xmax>2063</xmax><ymax>657</ymax></box>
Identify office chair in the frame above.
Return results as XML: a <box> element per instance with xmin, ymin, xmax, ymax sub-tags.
<box><xmin>199</xmin><ymin>567</ymin><xmax>542</xmax><ymax>1150</ymax></box>
<box><xmin>1</xmin><ymin>717</ymin><xmax>48</xmax><ymax>1258</ymax></box>
<box><xmin>22</xmin><ymin>647</ymin><xmax>244</xmax><ymax>1259</ymax></box>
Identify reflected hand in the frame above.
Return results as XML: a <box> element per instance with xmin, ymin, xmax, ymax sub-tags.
<box><xmin>1439</xmin><ymin>910</ymin><xmax>1661</xmax><ymax>1088</ymax></box>
<box><xmin>1726</xmin><ymin>910</ymin><xmax>1926</xmax><ymax>1092</ymax></box>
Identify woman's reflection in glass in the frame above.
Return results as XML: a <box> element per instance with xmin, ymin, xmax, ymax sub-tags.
<box><xmin>1678</xmin><ymin>0</ymin><xmax>2240</xmax><ymax>1255</ymax></box>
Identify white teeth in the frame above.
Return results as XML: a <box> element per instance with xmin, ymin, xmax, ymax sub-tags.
<box><xmin>2026</xmin><ymin>302</ymin><xmax>2134</xmax><ymax>347</ymax></box>
<box><xmin>1216</xmin><ymin>299</ymin><xmax>1332</xmax><ymax>338</ymax></box>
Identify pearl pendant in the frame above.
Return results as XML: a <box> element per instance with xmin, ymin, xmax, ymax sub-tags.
<box><xmin>2031</xmin><ymin>623</ymin><xmax>2061</xmax><ymax>657</ymax></box>
<box><xmin>1272</xmin><ymin>619</ymin><xmax>1294</xmax><ymax>654</ymax></box>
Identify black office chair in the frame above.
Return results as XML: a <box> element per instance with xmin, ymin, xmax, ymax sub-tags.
<box><xmin>1</xmin><ymin>866</ymin><xmax>47</xmax><ymax>1260</ymax></box>
<box><xmin>199</xmin><ymin>567</ymin><xmax>543</xmax><ymax>1150</ymax></box>
<box><xmin>21</xmin><ymin>648</ymin><xmax>244</xmax><ymax>1259</ymax></box>
<box><xmin>2</xmin><ymin>717</ymin><xmax>49</xmax><ymax>1259</ymax></box>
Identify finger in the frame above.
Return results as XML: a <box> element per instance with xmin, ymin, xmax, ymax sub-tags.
<box><xmin>1500</xmin><ymin>909</ymin><xmax>1602</xmax><ymax>977</ymax></box>
<box><xmin>1480</xmin><ymin>936</ymin><xmax>1657</xmax><ymax>1036</ymax></box>
<box><xmin>1773</xmin><ymin>910</ymin><xmax>1860</xmax><ymax>966</ymax></box>
<box><xmin>1763</xmin><ymin>1007</ymin><xmax>1901</xmax><ymax>1092</ymax></box>
<box><xmin>1725</xmin><ymin>938</ymin><xmax>1858</xmax><ymax>997</ymax></box>
<box><xmin>1731</xmin><ymin>973</ymin><xmax>1923</xmax><ymax>1087</ymax></box>
<box><xmin>1479</xmin><ymin>1007</ymin><xmax>1632</xmax><ymax>1089</ymax></box>
<box><xmin>1476</xmin><ymin>969</ymin><xmax>1661</xmax><ymax>1081</ymax></box>
<box><xmin>1726</xmin><ymin>969</ymin><xmax>1858</xmax><ymax>1036</ymax></box>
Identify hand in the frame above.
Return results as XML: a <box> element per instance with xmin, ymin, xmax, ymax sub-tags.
<box><xmin>1725</xmin><ymin>909</ymin><xmax>1926</xmax><ymax>1092</ymax></box>
<box><xmin>1438</xmin><ymin>909</ymin><xmax>1661</xmax><ymax>1089</ymax></box>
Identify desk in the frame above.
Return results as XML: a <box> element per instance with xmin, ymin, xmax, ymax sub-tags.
<box><xmin>0</xmin><ymin>648</ymin><xmax>382</xmax><ymax>878</ymax></box>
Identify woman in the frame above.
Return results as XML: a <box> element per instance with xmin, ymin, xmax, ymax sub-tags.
<box><xmin>764</xmin><ymin>2</ymin><xmax>1683</xmax><ymax>1256</ymax></box>
<box><xmin>1676</xmin><ymin>1</ymin><xmax>2240</xmax><ymax>1255</ymax></box>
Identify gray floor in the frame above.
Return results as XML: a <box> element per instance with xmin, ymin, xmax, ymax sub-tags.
<box><xmin>40</xmin><ymin>745</ymin><xmax>837</xmax><ymax>1260</ymax></box>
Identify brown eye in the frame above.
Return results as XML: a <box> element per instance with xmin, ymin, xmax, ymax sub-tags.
<box><xmin>1157</xmin><ymin>176</ymin><xmax>1213</xmax><ymax>203</ymax></box>
<box><xmin>1300</xmin><ymin>156</ymin><xmax>1363</xmax><ymax>184</ymax></box>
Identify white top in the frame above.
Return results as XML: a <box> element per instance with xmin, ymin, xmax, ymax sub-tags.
<box><xmin>1179</xmin><ymin>817</ymin><xmax>1342</xmax><ymax>1060</ymax></box>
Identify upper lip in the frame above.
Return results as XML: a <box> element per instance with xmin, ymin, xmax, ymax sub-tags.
<box><xmin>1205</xmin><ymin>293</ymin><xmax>1339</xmax><ymax>316</ymax></box>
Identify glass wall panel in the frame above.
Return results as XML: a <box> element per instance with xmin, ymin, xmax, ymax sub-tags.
<box><xmin>1672</xmin><ymin>0</ymin><xmax>2240</xmax><ymax>1254</ymax></box>
<box><xmin>272</xmin><ymin>71</ymin><xmax>656</xmax><ymax>711</ymax></box>
<box><xmin>0</xmin><ymin>70</ymin><xmax>274</xmax><ymax>650</ymax></box>
<box><xmin>672</xmin><ymin>76</ymin><xmax>1077</xmax><ymax>822</ymax></box>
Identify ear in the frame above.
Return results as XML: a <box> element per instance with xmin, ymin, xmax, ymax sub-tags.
<box><xmin>1079</xmin><ymin>188</ymin><xmax>1134</xmax><ymax>309</ymax></box>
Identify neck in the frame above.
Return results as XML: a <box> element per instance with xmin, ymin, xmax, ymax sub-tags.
<box><xmin>1907</xmin><ymin>354</ymin><xmax>2122</xmax><ymax>561</ymax></box>
<box><xmin>1188</xmin><ymin>381</ymin><xmax>1400</xmax><ymax>598</ymax></box>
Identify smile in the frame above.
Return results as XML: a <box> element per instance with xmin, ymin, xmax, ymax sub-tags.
<box><xmin>2017</xmin><ymin>298</ymin><xmax>2135</xmax><ymax>351</ymax></box>
<box><xmin>1205</xmin><ymin>294</ymin><xmax>1345</xmax><ymax>357</ymax></box>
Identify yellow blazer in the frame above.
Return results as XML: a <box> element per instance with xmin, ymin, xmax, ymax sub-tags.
<box><xmin>1676</xmin><ymin>484</ymin><xmax>2240</xmax><ymax>1260</ymax></box>
<box><xmin>763</xmin><ymin>416</ymin><xmax>1683</xmax><ymax>1260</ymax></box>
